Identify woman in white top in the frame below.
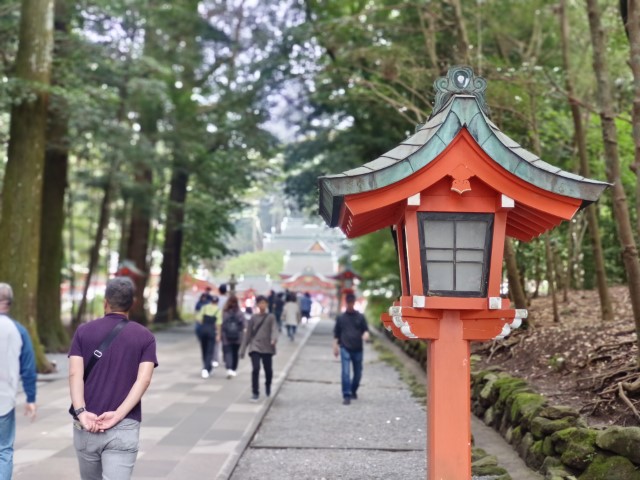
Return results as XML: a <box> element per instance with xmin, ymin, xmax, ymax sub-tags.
<box><xmin>282</xmin><ymin>292</ymin><xmax>301</xmax><ymax>341</ymax></box>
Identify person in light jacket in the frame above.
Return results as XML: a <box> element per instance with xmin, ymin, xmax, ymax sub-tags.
<box><xmin>240</xmin><ymin>295</ymin><xmax>278</xmax><ymax>401</ymax></box>
<box><xmin>282</xmin><ymin>292</ymin><xmax>301</xmax><ymax>341</ymax></box>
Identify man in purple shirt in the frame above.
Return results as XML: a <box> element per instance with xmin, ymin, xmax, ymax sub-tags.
<box><xmin>68</xmin><ymin>277</ymin><xmax>157</xmax><ymax>480</ymax></box>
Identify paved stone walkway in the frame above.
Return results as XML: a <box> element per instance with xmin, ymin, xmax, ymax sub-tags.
<box><xmin>12</xmin><ymin>316</ymin><xmax>542</xmax><ymax>480</ymax></box>
<box><xmin>13</xmin><ymin>320</ymin><xmax>315</xmax><ymax>479</ymax></box>
<box><xmin>229</xmin><ymin>320</ymin><xmax>543</xmax><ymax>480</ymax></box>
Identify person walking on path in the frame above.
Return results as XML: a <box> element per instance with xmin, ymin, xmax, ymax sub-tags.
<box><xmin>221</xmin><ymin>295</ymin><xmax>245</xmax><ymax>379</ymax></box>
<box><xmin>0</xmin><ymin>283</ymin><xmax>37</xmax><ymax>480</ymax></box>
<box><xmin>282</xmin><ymin>292</ymin><xmax>301</xmax><ymax>341</ymax></box>
<box><xmin>68</xmin><ymin>277</ymin><xmax>157</xmax><ymax>480</ymax></box>
<box><xmin>333</xmin><ymin>293</ymin><xmax>369</xmax><ymax>405</ymax></box>
<box><xmin>274</xmin><ymin>292</ymin><xmax>285</xmax><ymax>332</ymax></box>
<box><xmin>240</xmin><ymin>295</ymin><xmax>278</xmax><ymax>401</ymax></box>
<box><xmin>196</xmin><ymin>296</ymin><xmax>220</xmax><ymax>379</ymax></box>
<box><xmin>213</xmin><ymin>284</ymin><xmax>228</xmax><ymax>368</ymax></box>
<box><xmin>299</xmin><ymin>292</ymin><xmax>312</xmax><ymax>323</ymax></box>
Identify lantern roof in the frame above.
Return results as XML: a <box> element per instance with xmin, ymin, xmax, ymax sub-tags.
<box><xmin>318</xmin><ymin>67</ymin><xmax>609</xmax><ymax>235</ymax></box>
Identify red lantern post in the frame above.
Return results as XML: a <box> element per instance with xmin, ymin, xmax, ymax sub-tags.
<box><xmin>318</xmin><ymin>67</ymin><xmax>608</xmax><ymax>479</ymax></box>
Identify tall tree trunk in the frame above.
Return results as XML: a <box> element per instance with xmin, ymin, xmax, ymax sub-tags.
<box><xmin>553</xmin><ymin>245</ymin><xmax>569</xmax><ymax>303</ymax></box>
<box><xmin>587</xmin><ymin>0</ymin><xmax>640</xmax><ymax>354</ymax></box>
<box><xmin>417</xmin><ymin>3</ymin><xmax>440</xmax><ymax>70</ymax></box>
<box><xmin>622</xmin><ymin>1</ymin><xmax>640</xmax><ymax>239</ymax></box>
<box><xmin>504</xmin><ymin>238</ymin><xmax>527</xmax><ymax>309</ymax></box>
<box><xmin>73</xmin><ymin>181</ymin><xmax>113</xmax><ymax>327</ymax></box>
<box><xmin>154</xmin><ymin>168</ymin><xmax>189</xmax><ymax>323</ymax></box>
<box><xmin>529</xmin><ymin>95</ymin><xmax>560</xmax><ymax>322</ymax></box>
<box><xmin>122</xmin><ymin>31</ymin><xmax>164</xmax><ymax>325</ymax></box>
<box><xmin>67</xmin><ymin>187</ymin><xmax>77</xmax><ymax>321</ymax></box>
<box><xmin>448</xmin><ymin>0</ymin><xmax>471</xmax><ymax>64</ymax></box>
<box><xmin>0</xmin><ymin>0</ymin><xmax>54</xmax><ymax>372</ymax></box>
<box><xmin>124</xmin><ymin>168</ymin><xmax>152</xmax><ymax>325</ymax></box>
<box><xmin>544</xmin><ymin>234</ymin><xmax>560</xmax><ymax>323</ymax></box>
<box><xmin>559</xmin><ymin>0</ymin><xmax>613</xmax><ymax>321</ymax></box>
<box><xmin>38</xmin><ymin>0</ymin><xmax>70</xmax><ymax>352</ymax></box>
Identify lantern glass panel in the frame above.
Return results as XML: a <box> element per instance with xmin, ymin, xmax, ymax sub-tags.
<box><xmin>426</xmin><ymin>249</ymin><xmax>454</xmax><ymax>261</ymax></box>
<box><xmin>424</xmin><ymin>221</ymin><xmax>453</xmax><ymax>248</ymax></box>
<box><xmin>456</xmin><ymin>221</ymin><xmax>487</xmax><ymax>248</ymax></box>
<box><xmin>427</xmin><ymin>263</ymin><xmax>454</xmax><ymax>291</ymax></box>
<box><xmin>456</xmin><ymin>250</ymin><xmax>484</xmax><ymax>262</ymax></box>
<box><xmin>418</xmin><ymin>212</ymin><xmax>494</xmax><ymax>297</ymax></box>
<box><xmin>456</xmin><ymin>263</ymin><xmax>483</xmax><ymax>291</ymax></box>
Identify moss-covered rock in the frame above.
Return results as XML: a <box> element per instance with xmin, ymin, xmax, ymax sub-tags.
<box><xmin>551</xmin><ymin>428</ymin><xmax>597</xmax><ymax>455</ymax></box>
<box><xmin>539</xmin><ymin>405</ymin><xmax>581</xmax><ymax>420</ymax></box>
<box><xmin>578</xmin><ymin>454</ymin><xmax>640</xmax><ymax>480</ymax></box>
<box><xmin>471</xmin><ymin>447</ymin><xmax>488</xmax><ymax>462</ymax></box>
<box><xmin>494</xmin><ymin>377</ymin><xmax>530</xmax><ymax>405</ymax></box>
<box><xmin>484</xmin><ymin>406</ymin><xmax>496</xmax><ymax>427</ymax></box>
<box><xmin>531</xmin><ymin>416</ymin><xmax>586</xmax><ymax>439</ymax></box>
<box><xmin>479</xmin><ymin>372</ymin><xmax>500</xmax><ymax>401</ymax></box>
<box><xmin>596</xmin><ymin>427</ymin><xmax>640</xmax><ymax>465</ymax></box>
<box><xmin>511</xmin><ymin>425</ymin><xmax>523</xmax><ymax>447</ymax></box>
<box><xmin>543</xmin><ymin>436</ymin><xmax>555</xmax><ymax>457</ymax></box>
<box><xmin>546</xmin><ymin>427</ymin><xmax>598</xmax><ymax>471</ymax></box>
<box><xmin>510</xmin><ymin>392</ymin><xmax>547</xmax><ymax>426</ymax></box>
<box><xmin>472</xmin><ymin>454</ymin><xmax>498</xmax><ymax>468</ymax></box>
<box><xmin>526</xmin><ymin>439</ymin><xmax>548</xmax><ymax>471</ymax></box>
<box><xmin>541</xmin><ymin>456</ymin><xmax>579</xmax><ymax>479</ymax></box>
<box><xmin>518</xmin><ymin>432</ymin><xmax>535</xmax><ymax>462</ymax></box>
<box><xmin>505</xmin><ymin>426</ymin><xmax>514</xmax><ymax>444</ymax></box>
<box><xmin>472</xmin><ymin>463</ymin><xmax>510</xmax><ymax>477</ymax></box>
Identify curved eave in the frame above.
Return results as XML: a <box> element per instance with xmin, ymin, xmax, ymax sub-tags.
<box><xmin>318</xmin><ymin>96</ymin><xmax>610</xmax><ymax>228</ymax></box>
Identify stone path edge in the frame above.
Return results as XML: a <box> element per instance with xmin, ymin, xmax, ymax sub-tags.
<box><xmin>370</xmin><ymin>326</ymin><xmax>543</xmax><ymax>480</ymax></box>
<box><xmin>216</xmin><ymin>320</ymin><xmax>320</xmax><ymax>480</ymax></box>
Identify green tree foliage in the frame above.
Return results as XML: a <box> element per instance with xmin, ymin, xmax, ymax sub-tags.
<box><xmin>218</xmin><ymin>251</ymin><xmax>284</xmax><ymax>279</ymax></box>
<box><xmin>282</xmin><ymin>0</ymin><xmax>636</xmax><ymax>314</ymax></box>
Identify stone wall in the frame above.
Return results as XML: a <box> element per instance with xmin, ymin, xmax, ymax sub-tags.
<box><xmin>471</xmin><ymin>368</ymin><xmax>640</xmax><ymax>480</ymax></box>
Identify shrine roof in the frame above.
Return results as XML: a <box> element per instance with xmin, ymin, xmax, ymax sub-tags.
<box><xmin>319</xmin><ymin>69</ymin><xmax>609</xmax><ymax>228</ymax></box>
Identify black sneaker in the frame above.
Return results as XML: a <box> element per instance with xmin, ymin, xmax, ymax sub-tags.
<box><xmin>343</xmin><ymin>397</ymin><xmax>351</xmax><ymax>405</ymax></box>
<box><xmin>351</xmin><ymin>392</ymin><xmax>357</xmax><ymax>400</ymax></box>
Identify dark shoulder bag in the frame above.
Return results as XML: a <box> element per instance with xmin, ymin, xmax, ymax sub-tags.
<box><xmin>68</xmin><ymin>318</ymin><xmax>129</xmax><ymax>419</ymax></box>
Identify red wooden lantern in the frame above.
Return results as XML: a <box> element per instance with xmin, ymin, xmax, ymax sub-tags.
<box><xmin>318</xmin><ymin>66</ymin><xmax>608</xmax><ymax>479</ymax></box>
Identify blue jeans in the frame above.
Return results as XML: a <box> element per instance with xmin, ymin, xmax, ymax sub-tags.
<box><xmin>286</xmin><ymin>324</ymin><xmax>297</xmax><ymax>340</ymax></box>
<box><xmin>73</xmin><ymin>418</ymin><xmax>140</xmax><ymax>480</ymax></box>
<box><xmin>340</xmin><ymin>347</ymin><xmax>363</xmax><ymax>399</ymax></box>
<box><xmin>0</xmin><ymin>409</ymin><xmax>16</xmax><ymax>480</ymax></box>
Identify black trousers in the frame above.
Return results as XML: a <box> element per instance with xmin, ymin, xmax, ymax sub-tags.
<box><xmin>223</xmin><ymin>343</ymin><xmax>240</xmax><ymax>371</ymax></box>
<box><xmin>200</xmin><ymin>326</ymin><xmax>216</xmax><ymax>372</ymax></box>
<box><xmin>249</xmin><ymin>352</ymin><xmax>273</xmax><ymax>396</ymax></box>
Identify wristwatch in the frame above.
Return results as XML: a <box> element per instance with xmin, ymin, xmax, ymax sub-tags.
<box><xmin>74</xmin><ymin>407</ymin><xmax>86</xmax><ymax>416</ymax></box>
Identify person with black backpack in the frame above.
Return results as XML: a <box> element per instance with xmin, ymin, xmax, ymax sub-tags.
<box><xmin>221</xmin><ymin>295</ymin><xmax>245</xmax><ymax>379</ymax></box>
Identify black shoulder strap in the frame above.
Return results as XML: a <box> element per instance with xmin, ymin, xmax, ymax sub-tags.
<box><xmin>83</xmin><ymin>318</ymin><xmax>129</xmax><ymax>381</ymax></box>
<box><xmin>70</xmin><ymin>317</ymin><xmax>129</xmax><ymax>419</ymax></box>
<box><xmin>249</xmin><ymin>314</ymin><xmax>268</xmax><ymax>342</ymax></box>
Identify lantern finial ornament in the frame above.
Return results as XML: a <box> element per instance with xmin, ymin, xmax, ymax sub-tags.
<box><xmin>432</xmin><ymin>66</ymin><xmax>489</xmax><ymax>118</ymax></box>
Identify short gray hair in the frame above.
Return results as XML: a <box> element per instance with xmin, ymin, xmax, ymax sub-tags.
<box><xmin>105</xmin><ymin>277</ymin><xmax>135</xmax><ymax>312</ymax></box>
<box><xmin>0</xmin><ymin>283</ymin><xmax>13</xmax><ymax>305</ymax></box>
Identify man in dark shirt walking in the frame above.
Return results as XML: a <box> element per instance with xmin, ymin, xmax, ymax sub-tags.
<box><xmin>68</xmin><ymin>277</ymin><xmax>158</xmax><ymax>480</ymax></box>
<box><xmin>333</xmin><ymin>293</ymin><xmax>369</xmax><ymax>405</ymax></box>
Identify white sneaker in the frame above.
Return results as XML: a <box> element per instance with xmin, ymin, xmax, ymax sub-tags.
<box><xmin>226</xmin><ymin>369</ymin><xmax>233</xmax><ymax>379</ymax></box>
<box><xmin>212</xmin><ymin>361</ymin><xmax>219</xmax><ymax>368</ymax></box>
<box><xmin>231</xmin><ymin>370</ymin><xmax>237</xmax><ymax>377</ymax></box>
<box><xmin>201</xmin><ymin>369</ymin><xmax>210</xmax><ymax>379</ymax></box>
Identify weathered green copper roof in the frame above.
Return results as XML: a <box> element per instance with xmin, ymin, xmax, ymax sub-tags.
<box><xmin>318</xmin><ymin>67</ymin><xmax>610</xmax><ymax>228</ymax></box>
